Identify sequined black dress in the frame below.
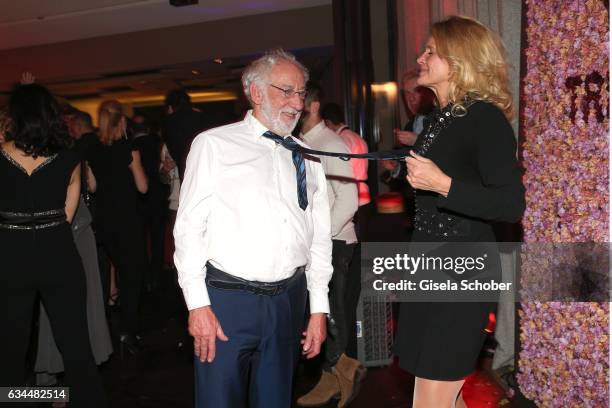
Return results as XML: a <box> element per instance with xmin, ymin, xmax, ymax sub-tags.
<box><xmin>393</xmin><ymin>101</ymin><xmax>525</xmax><ymax>380</ymax></box>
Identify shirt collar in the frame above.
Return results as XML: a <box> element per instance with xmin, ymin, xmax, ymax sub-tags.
<box><xmin>245</xmin><ymin>109</ymin><xmax>296</xmax><ymax>141</ymax></box>
<box><xmin>336</xmin><ymin>125</ymin><xmax>349</xmax><ymax>135</ymax></box>
<box><xmin>245</xmin><ymin>110</ymin><xmax>269</xmax><ymax>140</ymax></box>
<box><xmin>301</xmin><ymin>120</ymin><xmax>326</xmax><ymax>143</ymax></box>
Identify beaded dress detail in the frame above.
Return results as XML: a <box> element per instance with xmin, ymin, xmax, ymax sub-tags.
<box><xmin>413</xmin><ymin>101</ymin><xmax>473</xmax><ymax>238</ymax></box>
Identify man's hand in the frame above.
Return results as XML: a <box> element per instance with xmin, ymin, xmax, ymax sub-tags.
<box><xmin>188</xmin><ymin>305</ymin><xmax>228</xmax><ymax>363</ymax></box>
<box><xmin>394</xmin><ymin>129</ymin><xmax>418</xmax><ymax>146</ymax></box>
<box><xmin>301</xmin><ymin>313</ymin><xmax>327</xmax><ymax>359</ymax></box>
<box><xmin>162</xmin><ymin>157</ymin><xmax>176</xmax><ymax>172</ymax></box>
<box><xmin>405</xmin><ymin>151</ymin><xmax>452</xmax><ymax>196</ymax></box>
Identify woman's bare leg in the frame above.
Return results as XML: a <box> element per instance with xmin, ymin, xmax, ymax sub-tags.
<box><xmin>412</xmin><ymin>376</ymin><xmax>465</xmax><ymax>408</ymax></box>
<box><xmin>455</xmin><ymin>391</ymin><xmax>467</xmax><ymax>408</ymax></box>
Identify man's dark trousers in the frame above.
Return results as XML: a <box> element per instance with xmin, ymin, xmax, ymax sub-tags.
<box><xmin>323</xmin><ymin>239</ymin><xmax>357</xmax><ymax>369</ymax></box>
<box><xmin>194</xmin><ymin>274</ymin><xmax>307</xmax><ymax>408</ymax></box>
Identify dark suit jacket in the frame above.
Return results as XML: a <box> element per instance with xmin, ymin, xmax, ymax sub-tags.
<box><xmin>162</xmin><ymin>108</ymin><xmax>209</xmax><ymax>180</ymax></box>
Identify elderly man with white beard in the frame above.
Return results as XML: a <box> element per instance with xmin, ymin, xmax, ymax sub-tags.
<box><xmin>173</xmin><ymin>49</ymin><xmax>334</xmax><ymax>408</ymax></box>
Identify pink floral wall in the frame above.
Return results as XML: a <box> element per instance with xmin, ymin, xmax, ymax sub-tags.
<box><xmin>519</xmin><ymin>0</ymin><xmax>609</xmax><ymax>405</ymax></box>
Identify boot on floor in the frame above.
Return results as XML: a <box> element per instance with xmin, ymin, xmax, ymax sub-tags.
<box><xmin>297</xmin><ymin>370</ymin><xmax>340</xmax><ymax>407</ymax></box>
<box><xmin>332</xmin><ymin>353</ymin><xmax>367</xmax><ymax>407</ymax></box>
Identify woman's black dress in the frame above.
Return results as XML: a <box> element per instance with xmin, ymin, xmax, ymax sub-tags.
<box><xmin>0</xmin><ymin>147</ymin><xmax>107</xmax><ymax>407</ymax></box>
<box><xmin>393</xmin><ymin>101</ymin><xmax>525</xmax><ymax>380</ymax></box>
<box><xmin>85</xmin><ymin>136</ymin><xmax>147</xmax><ymax>335</ymax></box>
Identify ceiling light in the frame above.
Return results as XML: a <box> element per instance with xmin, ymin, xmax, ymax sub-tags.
<box><xmin>213</xmin><ymin>58</ymin><xmax>223</xmax><ymax>64</ymax></box>
<box><xmin>191</xmin><ymin>69</ymin><xmax>200</xmax><ymax>75</ymax></box>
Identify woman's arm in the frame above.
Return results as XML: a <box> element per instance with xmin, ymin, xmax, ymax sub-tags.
<box><xmin>436</xmin><ymin>105</ymin><xmax>525</xmax><ymax>222</ymax></box>
<box><xmin>85</xmin><ymin>162</ymin><xmax>97</xmax><ymax>193</ymax></box>
<box><xmin>129</xmin><ymin>149</ymin><xmax>149</xmax><ymax>194</ymax></box>
<box><xmin>65</xmin><ymin>164</ymin><xmax>81</xmax><ymax>223</ymax></box>
<box><xmin>406</xmin><ymin>104</ymin><xmax>525</xmax><ymax>222</ymax></box>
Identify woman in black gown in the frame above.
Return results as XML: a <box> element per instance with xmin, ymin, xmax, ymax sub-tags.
<box><xmin>0</xmin><ymin>84</ymin><xmax>107</xmax><ymax>407</ymax></box>
<box><xmin>85</xmin><ymin>100</ymin><xmax>148</xmax><ymax>354</ymax></box>
<box><xmin>394</xmin><ymin>16</ymin><xmax>525</xmax><ymax>407</ymax></box>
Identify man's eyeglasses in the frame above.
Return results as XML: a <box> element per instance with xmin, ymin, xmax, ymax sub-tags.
<box><xmin>269</xmin><ymin>84</ymin><xmax>307</xmax><ymax>100</ymax></box>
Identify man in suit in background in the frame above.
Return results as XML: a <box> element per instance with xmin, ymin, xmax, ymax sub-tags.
<box><xmin>162</xmin><ymin>89</ymin><xmax>208</xmax><ymax>180</ymax></box>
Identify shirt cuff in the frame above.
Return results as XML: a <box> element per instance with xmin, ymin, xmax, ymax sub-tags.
<box><xmin>181</xmin><ymin>281</ymin><xmax>211</xmax><ymax>311</ymax></box>
<box><xmin>308</xmin><ymin>288</ymin><xmax>330</xmax><ymax>314</ymax></box>
<box><xmin>390</xmin><ymin>161</ymin><xmax>402</xmax><ymax>178</ymax></box>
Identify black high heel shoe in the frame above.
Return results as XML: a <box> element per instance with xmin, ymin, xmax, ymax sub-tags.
<box><xmin>119</xmin><ymin>334</ymin><xmax>142</xmax><ymax>359</ymax></box>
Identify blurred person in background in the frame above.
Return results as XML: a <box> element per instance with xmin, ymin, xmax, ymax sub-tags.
<box><xmin>162</xmin><ymin>89</ymin><xmax>209</xmax><ymax>180</ymax></box>
<box><xmin>160</xmin><ymin>143</ymin><xmax>180</xmax><ymax>268</ymax></box>
<box><xmin>320</xmin><ymin>101</ymin><xmax>371</xmax><ymax>366</ymax></box>
<box><xmin>35</xmin><ymin>108</ymin><xmax>113</xmax><ymax>394</ymax></box>
<box><xmin>381</xmin><ymin>68</ymin><xmax>435</xmax><ymax>218</ymax></box>
<box><xmin>298</xmin><ymin>83</ymin><xmax>363</xmax><ymax>408</ymax></box>
<box><xmin>65</xmin><ymin>109</ymin><xmax>120</xmax><ymax>308</ymax></box>
<box><xmin>86</xmin><ymin>99</ymin><xmax>149</xmax><ymax>356</ymax></box>
<box><xmin>321</xmin><ymin>102</ymin><xmax>370</xmax><ymax>208</ymax></box>
<box><xmin>132</xmin><ymin>115</ymin><xmax>167</xmax><ymax>292</ymax></box>
<box><xmin>395</xmin><ymin>67</ymin><xmax>435</xmax><ymax>143</ymax></box>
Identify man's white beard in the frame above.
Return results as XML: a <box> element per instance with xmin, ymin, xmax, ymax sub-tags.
<box><xmin>261</xmin><ymin>93</ymin><xmax>301</xmax><ymax>136</ymax></box>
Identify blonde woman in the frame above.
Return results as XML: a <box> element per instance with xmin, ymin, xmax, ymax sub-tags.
<box><xmin>394</xmin><ymin>16</ymin><xmax>525</xmax><ymax>407</ymax></box>
<box><xmin>85</xmin><ymin>100</ymin><xmax>148</xmax><ymax>356</ymax></box>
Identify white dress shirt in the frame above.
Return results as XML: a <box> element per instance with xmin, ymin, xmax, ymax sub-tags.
<box><xmin>174</xmin><ymin>110</ymin><xmax>333</xmax><ymax>314</ymax></box>
<box><xmin>301</xmin><ymin>121</ymin><xmax>358</xmax><ymax>244</ymax></box>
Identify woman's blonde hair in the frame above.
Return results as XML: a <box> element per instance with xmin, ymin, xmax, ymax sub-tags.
<box><xmin>431</xmin><ymin>15</ymin><xmax>514</xmax><ymax>119</ymax></box>
<box><xmin>98</xmin><ymin>100</ymin><xmax>125</xmax><ymax>145</ymax></box>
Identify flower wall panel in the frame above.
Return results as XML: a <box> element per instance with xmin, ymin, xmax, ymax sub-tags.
<box><xmin>519</xmin><ymin>0</ymin><xmax>609</xmax><ymax>406</ymax></box>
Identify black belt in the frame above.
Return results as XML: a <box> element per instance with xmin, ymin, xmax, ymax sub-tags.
<box><xmin>0</xmin><ymin>209</ymin><xmax>66</xmax><ymax>230</ymax></box>
<box><xmin>205</xmin><ymin>262</ymin><xmax>305</xmax><ymax>296</ymax></box>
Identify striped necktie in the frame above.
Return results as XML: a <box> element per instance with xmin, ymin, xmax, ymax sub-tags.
<box><xmin>262</xmin><ymin>131</ymin><xmax>308</xmax><ymax>210</ymax></box>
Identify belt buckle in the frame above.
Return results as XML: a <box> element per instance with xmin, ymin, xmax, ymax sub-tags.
<box><xmin>251</xmin><ymin>285</ymin><xmax>269</xmax><ymax>296</ymax></box>
<box><xmin>252</xmin><ymin>284</ymin><xmax>280</xmax><ymax>296</ymax></box>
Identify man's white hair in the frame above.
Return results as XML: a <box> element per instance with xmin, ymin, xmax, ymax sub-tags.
<box><xmin>241</xmin><ymin>48</ymin><xmax>309</xmax><ymax>104</ymax></box>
